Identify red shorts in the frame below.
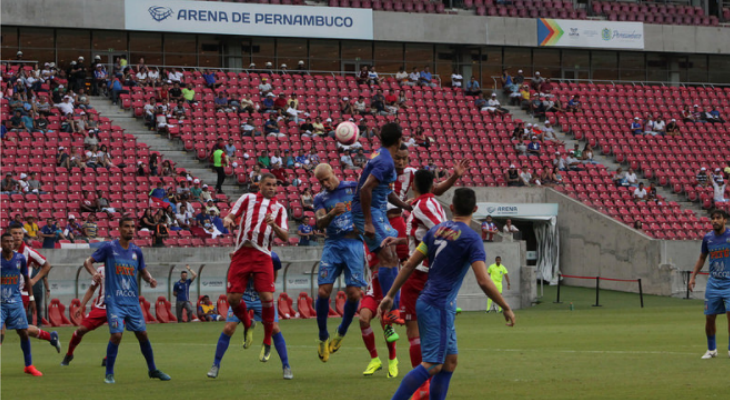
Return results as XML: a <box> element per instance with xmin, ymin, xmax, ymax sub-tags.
<box><xmin>81</xmin><ymin>307</ymin><xmax>108</xmax><ymax>331</ymax></box>
<box><xmin>400</xmin><ymin>269</ymin><xmax>429</xmax><ymax>321</ymax></box>
<box><xmin>366</xmin><ymin>247</ymin><xmax>379</xmax><ymax>269</ymax></box>
<box><xmin>360</xmin><ymin>274</ymin><xmax>382</xmax><ymax>314</ymax></box>
<box><xmin>22</xmin><ymin>295</ymin><xmax>29</xmax><ymax>310</ymax></box>
<box><xmin>388</xmin><ymin>215</ymin><xmax>409</xmax><ymax>260</ymax></box>
<box><xmin>227</xmin><ymin>247</ymin><xmax>275</xmax><ymax>294</ymax></box>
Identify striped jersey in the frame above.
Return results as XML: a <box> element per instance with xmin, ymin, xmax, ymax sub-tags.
<box><xmin>90</xmin><ymin>265</ymin><xmax>107</xmax><ymax>310</ymax></box>
<box><xmin>406</xmin><ymin>193</ymin><xmax>447</xmax><ymax>272</ymax></box>
<box><xmin>229</xmin><ymin>192</ymin><xmax>288</xmax><ymax>255</ymax></box>
<box><xmin>387</xmin><ymin>167</ymin><xmax>417</xmax><ymax>211</ymax></box>
<box><xmin>17</xmin><ymin>242</ymin><xmax>46</xmax><ymax>296</ymax></box>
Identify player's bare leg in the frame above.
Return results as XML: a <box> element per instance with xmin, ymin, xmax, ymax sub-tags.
<box><xmin>258</xmin><ymin>291</ymin><xmax>275</xmax><ymax>362</ymax></box>
<box><xmin>26</xmin><ymin>324</ymin><xmax>60</xmax><ymax>353</ymax></box>
<box><xmin>703</xmin><ymin>314</ymin><xmax>718</xmax><ymax>359</ymax></box>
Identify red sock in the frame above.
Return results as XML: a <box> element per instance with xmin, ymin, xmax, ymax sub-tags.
<box><xmin>360</xmin><ymin>326</ymin><xmax>378</xmax><ymax>358</ymax></box>
<box><xmin>231</xmin><ymin>301</ymin><xmax>251</xmax><ymax>329</ymax></box>
<box><xmin>37</xmin><ymin>329</ymin><xmax>51</xmax><ymax>341</ymax></box>
<box><xmin>409</xmin><ymin>337</ymin><xmax>422</xmax><ymax>368</ymax></box>
<box><xmin>387</xmin><ymin>340</ymin><xmax>397</xmax><ymax>360</ymax></box>
<box><xmin>67</xmin><ymin>331</ymin><xmax>82</xmax><ymax>356</ymax></box>
<box><xmin>261</xmin><ymin>300</ymin><xmax>275</xmax><ymax>346</ymax></box>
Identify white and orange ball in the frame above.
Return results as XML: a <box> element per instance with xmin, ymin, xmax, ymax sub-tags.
<box><xmin>335</xmin><ymin>121</ymin><xmax>359</xmax><ymax>145</ymax></box>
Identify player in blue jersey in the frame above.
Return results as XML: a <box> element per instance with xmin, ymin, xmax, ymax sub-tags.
<box><xmin>351</xmin><ymin>122</ymin><xmax>412</xmax><ymax>342</ymax></box>
<box><xmin>312</xmin><ymin>163</ymin><xmax>367</xmax><ymax>362</ymax></box>
<box><xmin>378</xmin><ymin>188</ymin><xmax>515</xmax><ymax>400</ymax></box>
<box><xmin>83</xmin><ymin>217</ymin><xmax>170</xmax><ymax>384</ymax></box>
<box><xmin>1</xmin><ymin>233</ymin><xmax>43</xmax><ymax>376</ymax></box>
<box><xmin>689</xmin><ymin>209</ymin><xmax>730</xmax><ymax>360</ymax></box>
<box><xmin>207</xmin><ymin>251</ymin><xmax>292</xmax><ymax>380</ymax></box>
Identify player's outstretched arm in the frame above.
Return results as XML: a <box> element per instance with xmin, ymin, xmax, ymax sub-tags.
<box><xmin>472</xmin><ymin>261</ymin><xmax>515</xmax><ymax>326</ymax></box>
<box><xmin>378</xmin><ymin>250</ymin><xmax>426</xmax><ymax>318</ymax></box>
<box><xmin>688</xmin><ymin>253</ymin><xmax>708</xmax><ymax>292</ymax></box>
<box><xmin>432</xmin><ymin>159</ymin><xmax>471</xmax><ymax>196</ymax></box>
<box><xmin>187</xmin><ymin>264</ymin><xmax>197</xmax><ymax>282</ymax></box>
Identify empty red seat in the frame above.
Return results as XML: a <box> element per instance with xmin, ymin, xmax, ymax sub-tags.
<box><xmin>217</xmin><ymin>294</ymin><xmax>229</xmax><ymax>320</ymax></box>
<box><xmin>278</xmin><ymin>292</ymin><xmax>295</xmax><ymax>319</ymax></box>
<box><xmin>154</xmin><ymin>296</ymin><xmax>175</xmax><ymax>323</ymax></box>
<box><xmin>296</xmin><ymin>292</ymin><xmax>316</xmax><ymax>319</ymax></box>
<box><xmin>139</xmin><ymin>296</ymin><xmax>157</xmax><ymax>323</ymax></box>
<box><xmin>68</xmin><ymin>298</ymin><xmax>84</xmax><ymax>326</ymax></box>
<box><xmin>48</xmin><ymin>299</ymin><xmax>72</xmax><ymax>327</ymax></box>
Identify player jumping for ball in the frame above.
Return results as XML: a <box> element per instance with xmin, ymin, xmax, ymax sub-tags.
<box><xmin>379</xmin><ymin>188</ymin><xmax>515</xmax><ymax>400</ymax></box>
<box><xmin>689</xmin><ymin>208</ymin><xmax>730</xmax><ymax>360</ymax></box>
<box><xmin>223</xmin><ymin>173</ymin><xmax>289</xmax><ymax>363</ymax></box>
<box><xmin>1</xmin><ymin>232</ymin><xmax>43</xmax><ymax>376</ymax></box>
<box><xmin>312</xmin><ymin>163</ymin><xmax>366</xmax><ymax>362</ymax></box>
<box><xmin>60</xmin><ymin>264</ymin><xmax>107</xmax><ymax>366</ymax></box>
<box><xmin>351</xmin><ymin>122</ymin><xmax>412</xmax><ymax>343</ymax></box>
<box><xmin>208</xmin><ymin>251</ymin><xmax>292</xmax><ymax>380</ymax></box>
<box><xmin>83</xmin><ymin>217</ymin><xmax>170</xmax><ymax>384</ymax></box>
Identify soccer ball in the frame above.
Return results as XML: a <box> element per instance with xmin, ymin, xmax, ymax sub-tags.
<box><xmin>335</xmin><ymin>121</ymin><xmax>359</xmax><ymax>145</ymax></box>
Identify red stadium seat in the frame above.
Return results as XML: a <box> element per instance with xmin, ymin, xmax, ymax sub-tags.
<box><xmin>48</xmin><ymin>299</ymin><xmax>72</xmax><ymax>327</ymax></box>
<box><xmin>217</xmin><ymin>294</ymin><xmax>229</xmax><ymax>320</ymax></box>
<box><xmin>139</xmin><ymin>296</ymin><xmax>157</xmax><ymax>323</ymax></box>
<box><xmin>68</xmin><ymin>299</ymin><xmax>85</xmax><ymax>326</ymax></box>
<box><xmin>155</xmin><ymin>296</ymin><xmax>175</xmax><ymax>323</ymax></box>
<box><xmin>335</xmin><ymin>291</ymin><xmax>347</xmax><ymax>316</ymax></box>
<box><xmin>296</xmin><ymin>292</ymin><xmax>316</xmax><ymax>319</ymax></box>
<box><xmin>278</xmin><ymin>292</ymin><xmax>295</xmax><ymax>319</ymax></box>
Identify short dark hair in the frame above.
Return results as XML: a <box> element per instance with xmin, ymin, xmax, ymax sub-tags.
<box><xmin>414</xmin><ymin>170</ymin><xmax>434</xmax><ymax>195</ymax></box>
<box><xmin>452</xmin><ymin>188</ymin><xmax>476</xmax><ymax>217</ymax></box>
<box><xmin>710</xmin><ymin>209</ymin><xmax>729</xmax><ymax>220</ymax></box>
<box><xmin>181</xmin><ymin>270</ymin><xmax>187</xmax><ymax>275</ymax></box>
<box><xmin>1</xmin><ymin>232</ymin><xmax>12</xmax><ymax>240</ymax></box>
<box><xmin>119</xmin><ymin>217</ymin><xmax>135</xmax><ymax>227</ymax></box>
<box><xmin>260</xmin><ymin>173</ymin><xmax>277</xmax><ymax>183</ymax></box>
<box><xmin>380</xmin><ymin>123</ymin><xmax>403</xmax><ymax>147</ymax></box>
<box><xmin>399</xmin><ymin>143</ymin><xmax>409</xmax><ymax>151</ymax></box>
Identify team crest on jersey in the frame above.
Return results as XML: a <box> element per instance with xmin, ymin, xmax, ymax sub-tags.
<box><xmin>16</xmin><ymin>261</ymin><xmax>21</xmax><ymax>270</ymax></box>
<box><xmin>132</xmin><ymin>253</ymin><xmax>137</xmax><ymax>260</ymax></box>
<box><xmin>320</xmin><ymin>269</ymin><xmax>329</xmax><ymax>279</ymax></box>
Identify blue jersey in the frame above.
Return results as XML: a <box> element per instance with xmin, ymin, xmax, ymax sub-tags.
<box><xmin>417</xmin><ymin>221</ymin><xmax>486</xmax><ymax>309</ymax></box>
<box><xmin>91</xmin><ymin>240</ymin><xmax>146</xmax><ymax>308</ymax></box>
<box><xmin>314</xmin><ymin>180</ymin><xmax>357</xmax><ymax>240</ymax></box>
<box><xmin>173</xmin><ymin>279</ymin><xmax>192</xmax><ymax>302</ymax></box>
<box><xmin>243</xmin><ymin>252</ymin><xmax>282</xmax><ymax>302</ymax></box>
<box><xmin>1</xmin><ymin>252</ymin><xmax>27</xmax><ymax>304</ymax></box>
<box><xmin>701</xmin><ymin>228</ymin><xmax>730</xmax><ymax>286</ymax></box>
<box><xmin>351</xmin><ymin>149</ymin><xmax>396</xmax><ymax>213</ymax></box>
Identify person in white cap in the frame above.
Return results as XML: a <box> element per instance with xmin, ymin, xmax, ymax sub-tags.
<box><xmin>64</xmin><ymin>214</ymin><xmax>84</xmax><ymax>241</ymax></box>
<box><xmin>697</xmin><ymin>167</ymin><xmax>710</xmax><ymax>188</ymax></box>
<box><xmin>486</xmin><ymin>93</ymin><xmax>509</xmax><ymax>115</ymax></box>
<box><xmin>280</xmin><ymin>63</ymin><xmax>288</xmax><ymax>72</ymax></box>
<box><xmin>666</xmin><ymin>118</ymin><xmax>680</xmax><ymax>136</ymax></box>
<box><xmin>56</xmin><ymin>96</ymin><xmax>74</xmax><ymax>116</ymax></box>
<box><xmin>711</xmin><ymin>177</ymin><xmax>728</xmax><ymax>203</ymax></box>
<box><xmin>17</xmin><ymin>173</ymin><xmax>29</xmax><ymax>193</ymax></box>
<box><xmin>505</xmin><ymin>164</ymin><xmax>523</xmax><ymax>186</ymax></box>
<box><xmin>531</xmin><ymin>71</ymin><xmax>545</xmax><ymax>92</ymax></box>
<box><xmin>631</xmin><ymin>117</ymin><xmax>644</xmax><ymax>135</ymax></box>
<box><xmin>16</xmin><ymin>50</ymin><xmax>23</xmax><ymax>60</ymax></box>
<box><xmin>712</xmin><ymin>168</ymin><xmax>724</xmax><ymax>182</ymax></box>
<box><xmin>526</xmin><ymin>136</ymin><xmax>541</xmax><ymax>157</ymax></box>
<box><xmin>513</xmin><ymin>69</ymin><xmax>525</xmax><ymax>86</ymax></box>
<box><xmin>296</xmin><ymin>60</ymin><xmax>306</xmax><ymax>73</ymax></box>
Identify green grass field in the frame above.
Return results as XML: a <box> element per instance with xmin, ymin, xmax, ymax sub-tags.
<box><xmin>2</xmin><ymin>286</ymin><xmax>729</xmax><ymax>399</ymax></box>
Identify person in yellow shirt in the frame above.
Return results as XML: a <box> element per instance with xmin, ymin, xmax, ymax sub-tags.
<box><xmin>487</xmin><ymin>256</ymin><xmax>510</xmax><ymax>312</ymax></box>
<box><xmin>23</xmin><ymin>215</ymin><xmax>40</xmax><ymax>240</ymax></box>
<box><xmin>197</xmin><ymin>295</ymin><xmax>222</xmax><ymax>322</ymax></box>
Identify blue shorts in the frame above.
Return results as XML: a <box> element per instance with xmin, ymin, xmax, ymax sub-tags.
<box><xmin>417</xmin><ymin>299</ymin><xmax>458</xmax><ymax>364</ymax></box>
<box><xmin>353</xmin><ymin>209</ymin><xmax>398</xmax><ymax>253</ymax></box>
<box><xmin>226</xmin><ymin>299</ymin><xmax>279</xmax><ymax>323</ymax></box>
<box><xmin>704</xmin><ymin>280</ymin><xmax>730</xmax><ymax>315</ymax></box>
<box><xmin>319</xmin><ymin>238</ymin><xmax>367</xmax><ymax>288</ymax></box>
<box><xmin>106</xmin><ymin>303</ymin><xmax>147</xmax><ymax>334</ymax></box>
<box><xmin>1</xmin><ymin>302</ymin><xmax>29</xmax><ymax>330</ymax></box>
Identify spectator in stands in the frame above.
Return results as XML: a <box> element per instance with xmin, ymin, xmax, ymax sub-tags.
<box><xmin>339</xmin><ymin>97</ymin><xmax>354</xmax><ymax>115</ymax></box>
<box><xmin>692</xmin><ymin>105</ymin><xmax>706</xmax><ymax>122</ymax></box>
<box><xmin>80</xmin><ymin>213</ymin><xmax>98</xmax><ymax>240</ymax></box>
<box><xmin>352</xmin><ymin>148</ymin><xmax>368</xmax><ymax>170</ymax></box>
<box><xmin>167</xmin><ymin>67</ymin><xmax>183</xmax><ymax>84</ymax></box>
<box><xmin>697</xmin><ymin>167</ymin><xmax>710</xmax><ymax>188</ymax></box>
<box><xmin>282</xmin><ymin>150</ymin><xmax>295</xmax><ymax>169</ymax></box>
<box><xmin>201</xmin><ymin>69</ymin><xmax>221</xmax><ymax>89</ymax></box>
<box><xmin>666</xmin><ymin>118</ymin><xmax>680</xmax><ymax>136</ymax></box>
<box><xmin>633</xmin><ymin>182</ymin><xmax>648</xmax><ymax>202</ymax></box>
<box><xmin>214</xmin><ymin>91</ymin><xmax>230</xmax><ymax>112</ymax></box>
<box><xmin>419</xmin><ymin>66</ymin><xmax>437</xmax><ymax>88</ymax></box>
<box><xmin>625</xmin><ymin>167</ymin><xmax>639</xmax><ymax>187</ymax></box>
<box><xmin>553</xmin><ymin>151</ymin><xmax>566</xmax><ymax>171</ymax></box>
<box><xmin>181</xmin><ymin>83</ymin><xmax>196</xmax><ymax>105</ymax></box>
<box><xmin>9</xmin><ymin>214</ymin><xmax>24</xmax><ymax>230</ymax></box>
<box><xmin>486</xmin><ymin>93</ymin><xmax>509</xmax><ymax>115</ymax></box>
<box><xmin>647</xmin><ymin>183</ymin><xmax>658</xmax><ymax>202</ymax></box>
<box><xmin>631</xmin><ymin>117</ymin><xmax>644</xmax><ymax>135</ymax></box>
<box><xmin>502</xmin><ymin>219</ymin><xmax>519</xmax><ymax>236</ymax></box>
<box><xmin>168</xmin><ymin>82</ymin><xmax>183</xmax><ymax>103</ymax></box>
<box><xmin>39</xmin><ymin>218</ymin><xmax>67</xmax><ymax>249</ymax></box>
<box><xmin>451</xmin><ymin>69</ymin><xmax>463</xmax><ymax>89</ymax></box>
<box><xmin>530</xmin><ymin>94</ymin><xmax>545</xmax><ymax>118</ymax></box>
<box><xmin>402</xmin><ymin>67</ymin><xmax>417</xmax><ymax>87</ymax></box>
<box><xmin>298</xmin><ymin>216</ymin><xmax>315</xmax><ymax>246</ymax></box>
<box><xmin>264</xmin><ymin>114</ymin><xmax>283</xmax><ymax>138</ymax></box>
<box><xmin>612</xmin><ymin>167</ymin><xmax>627</xmax><ymax>187</ymax></box>
<box><xmin>581</xmin><ymin>143</ymin><xmax>597</xmax><ymax>164</ymax></box>
<box><xmin>153</xmin><ymin>215</ymin><xmax>171</xmax><ymax>247</ymax></box>
<box><xmin>505</xmin><ymin>165</ymin><xmax>523</xmax><ymax>186</ymax></box>
<box><xmin>481</xmin><ymin>216</ymin><xmax>498</xmax><ymax>242</ymax></box>
<box><xmin>551</xmin><ymin>166</ymin><xmax>564</xmax><ymax>185</ymax></box>
<box><xmin>273</xmin><ymin>92</ymin><xmax>288</xmax><ymax>112</ymax></box>
<box><xmin>136</xmin><ymin>66</ymin><xmax>149</xmax><ymax>87</ymax></box>
<box><xmin>64</xmin><ymin>215</ymin><xmax>84</xmax><ymax>241</ymax></box>
<box><xmin>56</xmin><ymin>96</ymin><xmax>74</xmax><ymax>117</ymax></box>
<box><xmin>23</xmin><ymin>215</ymin><xmax>39</xmax><ymax>241</ymax></box>
<box><xmin>340</xmin><ymin>151</ymin><xmax>356</xmax><ymax>170</ymax></box>
<box><xmin>372</xmin><ymin>90</ymin><xmax>386</xmax><ymax>115</ymax></box>
<box><xmin>271</xmin><ymin>164</ymin><xmax>289</xmax><ymax>186</ymax></box>
<box><xmin>270</xmin><ymin>149</ymin><xmax>283</xmax><ymax>168</ymax></box>
<box><xmin>712</xmin><ymin>178</ymin><xmax>728</xmax><ymax>203</ymax></box>
<box><xmin>634</xmin><ymin>220</ymin><xmax>643</xmax><ymax>232</ymax></box>
<box><xmin>257</xmin><ymin>150</ymin><xmax>271</xmax><ymax>168</ymax></box>
<box><xmin>9</xmin><ymin>110</ymin><xmax>24</xmax><ymax>132</ymax></box>
<box><xmin>261</xmin><ymin>92</ymin><xmax>276</xmax><ymax>113</ymax></box>
<box><xmin>237</xmin><ymin>93</ymin><xmax>255</xmax><ymax>114</ymax></box>
<box><xmin>92</xmin><ymin>64</ymin><xmax>108</xmax><ymax>96</ymax></box>
<box><xmin>531</xmin><ymin>71</ymin><xmax>545</xmax><ymax>92</ymax></box>
<box><xmin>299</xmin><ymin>117</ymin><xmax>315</xmax><ymax>138</ymax></box>
<box><xmin>520</xmin><ymin>166</ymin><xmax>534</xmax><ymax>186</ymax></box>
<box><xmin>539</xmin><ymin>166</ymin><xmax>553</xmax><ymax>186</ymax></box>
<box><xmin>197</xmin><ymin>296</ymin><xmax>221</xmax><ymax>322</ymax></box>
<box><xmin>395</xmin><ymin>66</ymin><xmax>409</xmax><ymax>86</ymax></box>
<box><xmin>301</xmin><ymin>187</ymin><xmax>315</xmax><ymax>212</ymax></box>
<box><xmin>177</xmin><ymin>180</ymin><xmax>191</xmax><ymax>200</ymax></box>
<box><xmin>474</xmin><ymin>92</ymin><xmax>488</xmax><ymax>111</ymax></box>
<box><xmin>368</xmin><ymin>66</ymin><xmax>383</xmax><ymax>86</ymax></box>
<box><xmin>258</xmin><ymin>77</ymin><xmax>272</xmax><ymax>96</ymax></box>
<box><xmin>566</xmin><ymin>95</ymin><xmax>582</xmax><ymax>113</ymax></box>
<box><xmin>356</xmin><ymin>65</ymin><xmax>369</xmax><ymax>85</ymax></box>
<box><xmin>464</xmin><ymin>76</ymin><xmax>480</xmax><ymax>96</ymax></box>
<box><xmin>708</xmin><ymin>106</ymin><xmax>725</xmax><ymax>123</ymax></box>
<box><xmin>175</xmin><ymin>199</ymin><xmax>195</xmax><ymax>230</ymax></box>
<box><xmin>565</xmin><ymin>151</ymin><xmax>583</xmax><ymax>171</ymax></box>
<box><xmin>1</xmin><ymin>172</ymin><xmax>18</xmax><ymax>194</ymax></box>
<box><xmin>527</xmin><ymin>136</ymin><xmax>541</xmax><ymax>157</ymax></box>
<box><xmin>652</xmin><ymin>116</ymin><xmax>667</xmax><ymax>136</ymax></box>
<box><xmin>239</xmin><ymin>117</ymin><xmax>258</xmax><ymax>137</ymax></box>
<box><xmin>311</xmin><ymin>117</ymin><xmax>326</xmax><ymax>136</ymax></box>
<box><xmin>353</xmin><ymin>96</ymin><xmax>369</xmax><ymax>116</ymax></box>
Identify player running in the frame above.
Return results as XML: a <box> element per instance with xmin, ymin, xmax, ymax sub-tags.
<box><xmin>207</xmin><ymin>251</ymin><xmax>292</xmax><ymax>380</ymax></box>
<box><xmin>351</xmin><ymin>122</ymin><xmax>411</xmax><ymax>343</ymax></box>
<box><xmin>4</xmin><ymin>225</ymin><xmax>59</xmax><ymax>353</ymax></box>
<box><xmin>83</xmin><ymin>217</ymin><xmax>170</xmax><ymax>384</ymax></box>
<box><xmin>312</xmin><ymin>163</ymin><xmax>366</xmax><ymax>362</ymax></box>
<box><xmin>60</xmin><ymin>264</ymin><xmax>107</xmax><ymax>366</ymax></box>
<box><xmin>223</xmin><ymin>173</ymin><xmax>289</xmax><ymax>362</ymax></box>
<box><xmin>1</xmin><ymin>232</ymin><xmax>43</xmax><ymax>376</ymax></box>
<box><xmin>689</xmin><ymin>208</ymin><xmax>730</xmax><ymax>359</ymax></box>
<box><xmin>379</xmin><ymin>188</ymin><xmax>515</xmax><ymax>400</ymax></box>
<box><xmin>359</xmin><ymin>247</ymin><xmax>398</xmax><ymax>378</ymax></box>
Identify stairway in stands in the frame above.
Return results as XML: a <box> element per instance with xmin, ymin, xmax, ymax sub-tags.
<box><xmin>90</xmin><ymin>96</ymin><xmax>244</xmax><ymax>198</ymax></box>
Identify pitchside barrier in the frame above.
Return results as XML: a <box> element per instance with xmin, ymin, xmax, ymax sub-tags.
<box><xmin>554</xmin><ymin>273</ymin><xmax>644</xmax><ymax>308</ymax></box>
<box><xmin>680</xmin><ymin>271</ymin><xmax>710</xmax><ymax>300</ymax></box>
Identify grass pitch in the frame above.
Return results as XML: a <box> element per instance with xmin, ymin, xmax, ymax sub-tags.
<box><xmin>2</xmin><ymin>286</ymin><xmax>729</xmax><ymax>400</ymax></box>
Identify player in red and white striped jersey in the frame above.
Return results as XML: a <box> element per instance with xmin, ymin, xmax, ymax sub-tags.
<box><xmin>382</xmin><ymin>165</ymin><xmax>468</xmax><ymax>400</ymax></box>
<box><xmin>61</xmin><ymin>265</ymin><xmax>108</xmax><ymax>366</ymax></box>
<box><xmin>4</xmin><ymin>226</ymin><xmax>60</xmax><ymax>353</ymax></box>
<box><xmin>222</xmin><ymin>173</ymin><xmax>289</xmax><ymax>362</ymax></box>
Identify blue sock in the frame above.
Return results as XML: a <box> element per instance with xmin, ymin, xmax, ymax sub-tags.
<box><xmin>106</xmin><ymin>341</ymin><xmax>119</xmax><ymax>375</ymax></box>
<box><xmin>139</xmin><ymin>339</ymin><xmax>157</xmax><ymax>372</ymax></box>
<box><xmin>20</xmin><ymin>338</ymin><xmax>32</xmax><ymax>367</ymax></box>
<box><xmin>272</xmin><ymin>331</ymin><xmax>290</xmax><ymax>368</ymax></box>
<box><xmin>391</xmin><ymin>365</ymin><xmax>431</xmax><ymax>400</ymax></box>
<box><xmin>430</xmin><ymin>370</ymin><xmax>454</xmax><ymax>400</ymax></box>
<box><xmin>316</xmin><ymin>297</ymin><xmax>330</xmax><ymax>341</ymax></box>
<box><xmin>214</xmin><ymin>332</ymin><xmax>232</xmax><ymax>367</ymax></box>
<box><xmin>378</xmin><ymin>267</ymin><xmax>399</xmax><ymax>310</ymax></box>
<box><xmin>708</xmin><ymin>335</ymin><xmax>717</xmax><ymax>351</ymax></box>
<box><xmin>338</xmin><ymin>299</ymin><xmax>359</xmax><ymax>336</ymax></box>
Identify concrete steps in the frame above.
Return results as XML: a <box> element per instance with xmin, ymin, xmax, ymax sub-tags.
<box><xmin>90</xmin><ymin>96</ymin><xmax>244</xmax><ymax>196</ymax></box>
